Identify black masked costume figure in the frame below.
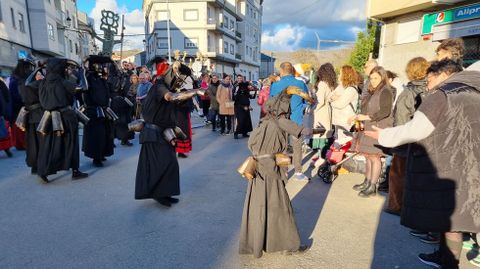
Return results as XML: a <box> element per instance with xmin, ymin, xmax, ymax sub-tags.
<box><xmin>19</xmin><ymin>66</ymin><xmax>45</xmax><ymax>173</ymax></box>
<box><xmin>239</xmin><ymin>87</ymin><xmax>318</xmax><ymax>258</ymax></box>
<box><xmin>36</xmin><ymin>58</ymin><xmax>88</xmax><ymax>183</ymax></box>
<box><xmin>135</xmin><ymin>61</ymin><xmax>203</xmax><ymax>207</ymax></box>
<box><xmin>81</xmin><ymin>56</ymin><xmax>115</xmax><ymax>167</ymax></box>
<box><xmin>233</xmin><ymin>82</ymin><xmax>253</xmax><ymax>139</ymax></box>
<box><xmin>9</xmin><ymin>59</ymin><xmax>35</xmax><ymax>149</ymax></box>
<box><xmin>111</xmin><ymin>65</ymin><xmax>135</xmax><ymax>146</ymax></box>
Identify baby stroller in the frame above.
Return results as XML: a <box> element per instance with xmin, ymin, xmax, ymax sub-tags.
<box><xmin>317</xmin><ymin>140</ymin><xmax>359</xmax><ymax>184</ymax></box>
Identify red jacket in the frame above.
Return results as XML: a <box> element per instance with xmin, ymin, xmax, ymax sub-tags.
<box><xmin>200</xmin><ymin>81</ymin><xmax>210</xmax><ymax>101</ymax></box>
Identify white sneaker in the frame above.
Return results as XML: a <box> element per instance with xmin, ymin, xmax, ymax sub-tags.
<box><xmin>292</xmin><ymin>173</ymin><xmax>310</xmax><ymax>182</ymax></box>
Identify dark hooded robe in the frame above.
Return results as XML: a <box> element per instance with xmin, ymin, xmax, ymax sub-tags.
<box><xmin>19</xmin><ymin>70</ymin><xmax>44</xmax><ymax>169</ymax></box>
<box><xmin>135</xmin><ymin>67</ymin><xmax>179</xmax><ymax>200</ymax></box>
<box><xmin>111</xmin><ymin>68</ymin><xmax>134</xmax><ymax>143</ymax></box>
<box><xmin>81</xmin><ymin>70</ymin><xmax>114</xmax><ymax>161</ymax></box>
<box><xmin>234</xmin><ymin>82</ymin><xmax>253</xmax><ymax>135</ymax></box>
<box><xmin>37</xmin><ymin>58</ymin><xmax>80</xmax><ymax>177</ymax></box>
<box><xmin>9</xmin><ymin>60</ymin><xmax>33</xmax><ymax>149</ymax></box>
<box><xmin>239</xmin><ymin>91</ymin><xmax>304</xmax><ymax>258</ymax></box>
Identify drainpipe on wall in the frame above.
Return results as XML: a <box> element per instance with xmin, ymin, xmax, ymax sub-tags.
<box><xmin>24</xmin><ymin>0</ymin><xmax>35</xmax><ymax>57</ymax></box>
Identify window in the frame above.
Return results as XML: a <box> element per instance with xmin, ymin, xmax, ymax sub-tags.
<box><xmin>395</xmin><ymin>18</ymin><xmax>421</xmax><ymax>45</ymax></box>
<box><xmin>75</xmin><ymin>43</ymin><xmax>79</xmax><ymax>55</ymax></box>
<box><xmin>184</xmin><ymin>9</ymin><xmax>198</xmax><ymax>21</ymax></box>
<box><xmin>230</xmin><ymin>20</ymin><xmax>234</xmax><ymax>31</ymax></box>
<box><xmin>156</xmin><ymin>10</ymin><xmax>169</xmax><ymax>21</ymax></box>
<box><xmin>10</xmin><ymin>8</ymin><xmax>16</xmax><ymax>28</ymax></box>
<box><xmin>48</xmin><ymin>23</ymin><xmax>55</xmax><ymax>40</ymax></box>
<box><xmin>0</xmin><ymin>2</ymin><xmax>3</xmax><ymax>22</ymax></box>
<box><xmin>184</xmin><ymin>37</ymin><xmax>198</xmax><ymax>49</ymax></box>
<box><xmin>229</xmin><ymin>44</ymin><xmax>234</xmax><ymax>55</ymax></box>
<box><xmin>18</xmin><ymin>13</ymin><xmax>25</xmax><ymax>32</ymax></box>
<box><xmin>208</xmin><ymin>35</ymin><xmax>212</xmax><ymax>51</ymax></box>
<box><xmin>69</xmin><ymin>39</ymin><xmax>73</xmax><ymax>53</ymax></box>
<box><xmin>249</xmin><ymin>47</ymin><xmax>252</xmax><ymax>57</ymax></box>
<box><xmin>157</xmin><ymin>38</ymin><xmax>169</xmax><ymax>49</ymax></box>
<box><xmin>224</xmin><ymin>17</ymin><xmax>228</xmax><ymax>28</ymax></box>
<box><xmin>72</xmin><ymin>15</ymin><xmax>76</xmax><ymax>28</ymax></box>
<box><xmin>224</xmin><ymin>41</ymin><xmax>229</xmax><ymax>53</ymax></box>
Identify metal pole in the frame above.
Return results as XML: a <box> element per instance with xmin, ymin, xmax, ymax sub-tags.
<box><xmin>166</xmin><ymin>0</ymin><xmax>172</xmax><ymax>64</ymax></box>
<box><xmin>120</xmin><ymin>14</ymin><xmax>125</xmax><ymax>61</ymax></box>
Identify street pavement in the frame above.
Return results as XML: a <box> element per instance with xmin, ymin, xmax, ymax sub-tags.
<box><xmin>0</xmin><ymin>109</ymin><xmax>477</xmax><ymax>269</ymax></box>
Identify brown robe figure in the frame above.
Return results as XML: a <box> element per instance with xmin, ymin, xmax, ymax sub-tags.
<box><xmin>239</xmin><ymin>90</ymin><xmax>307</xmax><ymax>258</ymax></box>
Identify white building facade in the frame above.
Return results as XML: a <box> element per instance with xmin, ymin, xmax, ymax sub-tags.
<box><xmin>143</xmin><ymin>0</ymin><xmax>262</xmax><ymax>79</ymax></box>
<box><xmin>237</xmin><ymin>0</ymin><xmax>262</xmax><ymax>81</ymax></box>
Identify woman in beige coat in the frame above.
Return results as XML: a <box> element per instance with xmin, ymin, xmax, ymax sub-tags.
<box><xmin>312</xmin><ymin>63</ymin><xmax>336</xmax><ymax>159</ymax></box>
<box><xmin>216</xmin><ymin>74</ymin><xmax>235</xmax><ymax>135</ymax></box>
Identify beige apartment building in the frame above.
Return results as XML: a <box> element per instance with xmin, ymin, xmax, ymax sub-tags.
<box><xmin>143</xmin><ymin>0</ymin><xmax>262</xmax><ymax>80</ymax></box>
<box><xmin>367</xmin><ymin>0</ymin><xmax>480</xmax><ymax>80</ymax></box>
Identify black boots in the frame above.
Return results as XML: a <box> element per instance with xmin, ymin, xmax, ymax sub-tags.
<box><xmin>72</xmin><ymin>170</ymin><xmax>88</xmax><ymax>180</ymax></box>
<box><xmin>154</xmin><ymin>196</ymin><xmax>179</xmax><ymax>207</ymax></box>
<box><xmin>353</xmin><ymin>179</ymin><xmax>369</xmax><ymax>191</ymax></box>
<box><xmin>39</xmin><ymin>175</ymin><xmax>49</xmax><ymax>183</ymax></box>
<box><xmin>358</xmin><ymin>182</ymin><xmax>377</xmax><ymax>197</ymax></box>
<box><xmin>93</xmin><ymin>159</ymin><xmax>104</xmax><ymax>167</ymax></box>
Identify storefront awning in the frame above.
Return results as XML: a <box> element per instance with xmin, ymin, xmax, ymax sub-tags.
<box><xmin>432</xmin><ymin>19</ymin><xmax>480</xmax><ymax>41</ymax></box>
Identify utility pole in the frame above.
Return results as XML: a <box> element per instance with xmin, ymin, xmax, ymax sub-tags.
<box><xmin>166</xmin><ymin>0</ymin><xmax>172</xmax><ymax>64</ymax></box>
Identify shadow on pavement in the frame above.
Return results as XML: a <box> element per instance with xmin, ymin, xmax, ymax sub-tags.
<box><xmin>290</xmin><ymin>149</ymin><xmax>332</xmax><ymax>247</ymax></box>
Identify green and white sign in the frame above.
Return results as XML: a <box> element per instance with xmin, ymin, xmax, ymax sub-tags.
<box><xmin>422</xmin><ymin>3</ymin><xmax>480</xmax><ymax>35</ymax></box>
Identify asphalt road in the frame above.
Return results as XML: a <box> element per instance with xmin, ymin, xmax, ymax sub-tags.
<box><xmin>0</xmin><ymin>110</ymin><xmax>477</xmax><ymax>269</ymax></box>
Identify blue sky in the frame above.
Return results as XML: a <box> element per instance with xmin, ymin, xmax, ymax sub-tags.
<box><xmin>78</xmin><ymin>0</ymin><xmax>138</xmax><ymax>14</ymax></box>
<box><xmin>78</xmin><ymin>0</ymin><xmax>366</xmax><ymax>52</ymax></box>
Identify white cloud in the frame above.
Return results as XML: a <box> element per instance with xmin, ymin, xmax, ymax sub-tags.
<box><xmin>261</xmin><ymin>25</ymin><xmax>306</xmax><ymax>51</ymax></box>
<box><xmin>350</xmin><ymin>26</ymin><xmax>363</xmax><ymax>35</ymax></box>
<box><xmin>89</xmin><ymin>0</ymin><xmax>145</xmax><ymax>51</ymax></box>
<box><xmin>262</xmin><ymin>0</ymin><xmax>365</xmax><ymax>28</ymax></box>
